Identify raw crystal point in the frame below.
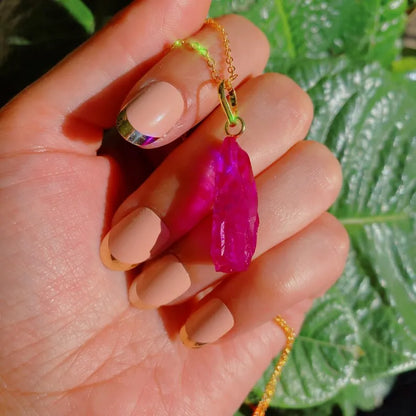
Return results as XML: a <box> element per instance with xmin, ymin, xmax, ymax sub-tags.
<box><xmin>211</xmin><ymin>136</ymin><xmax>259</xmax><ymax>273</ymax></box>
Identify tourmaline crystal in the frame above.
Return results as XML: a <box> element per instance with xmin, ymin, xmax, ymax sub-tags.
<box><xmin>210</xmin><ymin>136</ymin><xmax>259</xmax><ymax>273</ymax></box>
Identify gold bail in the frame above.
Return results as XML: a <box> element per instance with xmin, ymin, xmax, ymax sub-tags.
<box><xmin>218</xmin><ymin>80</ymin><xmax>245</xmax><ymax>137</ymax></box>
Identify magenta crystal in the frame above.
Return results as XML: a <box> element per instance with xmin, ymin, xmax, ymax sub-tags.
<box><xmin>210</xmin><ymin>136</ymin><xmax>259</xmax><ymax>273</ymax></box>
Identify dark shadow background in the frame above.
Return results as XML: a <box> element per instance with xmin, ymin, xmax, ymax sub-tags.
<box><xmin>1</xmin><ymin>1</ymin><xmax>415</xmax><ymax>415</ymax></box>
<box><xmin>0</xmin><ymin>0</ymin><xmax>132</xmax><ymax>105</ymax></box>
<box><xmin>355</xmin><ymin>371</ymin><xmax>416</xmax><ymax>416</ymax></box>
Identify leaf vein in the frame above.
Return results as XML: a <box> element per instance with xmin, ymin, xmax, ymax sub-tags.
<box><xmin>297</xmin><ymin>335</ymin><xmax>358</xmax><ymax>355</ymax></box>
<box><xmin>340</xmin><ymin>212</ymin><xmax>411</xmax><ymax>226</ymax></box>
<box><xmin>274</xmin><ymin>0</ymin><xmax>296</xmax><ymax>58</ymax></box>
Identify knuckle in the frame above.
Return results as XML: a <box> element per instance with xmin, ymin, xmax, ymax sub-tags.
<box><xmin>227</xmin><ymin>13</ymin><xmax>271</xmax><ymax>53</ymax></box>
<box><xmin>256</xmin><ymin>73</ymin><xmax>314</xmax><ymax>133</ymax></box>
<box><xmin>320</xmin><ymin>212</ymin><xmax>350</xmax><ymax>267</ymax></box>
<box><xmin>300</xmin><ymin>140</ymin><xmax>343</xmax><ymax>196</ymax></box>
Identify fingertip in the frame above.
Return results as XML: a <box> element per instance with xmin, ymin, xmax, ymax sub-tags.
<box><xmin>311</xmin><ymin>141</ymin><xmax>343</xmax><ymax>197</ymax></box>
<box><xmin>318</xmin><ymin>212</ymin><xmax>350</xmax><ymax>273</ymax></box>
<box><xmin>161</xmin><ymin>0</ymin><xmax>212</xmax><ymax>41</ymax></box>
<box><xmin>264</xmin><ymin>73</ymin><xmax>314</xmax><ymax>138</ymax></box>
<box><xmin>128</xmin><ymin>279</ymin><xmax>156</xmax><ymax>310</ymax></box>
<box><xmin>129</xmin><ymin>254</ymin><xmax>192</xmax><ymax>309</ymax></box>
<box><xmin>116</xmin><ymin>13</ymin><xmax>272</xmax><ymax>149</ymax></box>
<box><xmin>299</xmin><ymin>213</ymin><xmax>349</xmax><ymax>298</ymax></box>
<box><xmin>218</xmin><ymin>13</ymin><xmax>271</xmax><ymax>75</ymax></box>
<box><xmin>294</xmin><ymin>140</ymin><xmax>343</xmax><ymax>202</ymax></box>
<box><xmin>241</xmin><ymin>73</ymin><xmax>314</xmax><ymax>160</ymax></box>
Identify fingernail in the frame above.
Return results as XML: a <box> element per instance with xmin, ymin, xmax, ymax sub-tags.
<box><xmin>105</xmin><ymin>207</ymin><xmax>170</xmax><ymax>267</ymax></box>
<box><xmin>100</xmin><ymin>232</ymin><xmax>138</xmax><ymax>271</ymax></box>
<box><xmin>180</xmin><ymin>298</ymin><xmax>234</xmax><ymax>348</ymax></box>
<box><xmin>117</xmin><ymin>81</ymin><xmax>184</xmax><ymax>146</ymax></box>
<box><xmin>129</xmin><ymin>254</ymin><xmax>191</xmax><ymax>309</ymax></box>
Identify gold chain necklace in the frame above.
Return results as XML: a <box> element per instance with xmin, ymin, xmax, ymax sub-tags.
<box><xmin>173</xmin><ymin>19</ymin><xmax>297</xmax><ymax>416</ymax></box>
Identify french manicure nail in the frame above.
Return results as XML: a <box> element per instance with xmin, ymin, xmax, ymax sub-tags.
<box><xmin>117</xmin><ymin>81</ymin><xmax>184</xmax><ymax>146</ymax></box>
<box><xmin>100</xmin><ymin>232</ymin><xmax>138</xmax><ymax>271</ymax></box>
<box><xmin>129</xmin><ymin>254</ymin><xmax>191</xmax><ymax>309</ymax></box>
<box><xmin>107</xmin><ymin>207</ymin><xmax>169</xmax><ymax>266</ymax></box>
<box><xmin>180</xmin><ymin>298</ymin><xmax>234</xmax><ymax>348</ymax></box>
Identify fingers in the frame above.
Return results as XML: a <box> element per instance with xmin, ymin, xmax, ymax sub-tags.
<box><xmin>128</xmin><ymin>140</ymin><xmax>343</xmax><ymax>308</ymax></box>
<box><xmin>0</xmin><ymin>0</ymin><xmax>211</xmax><ymax>154</ymax></box>
<box><xmin>100</xmin><ymin>73</ymin><xmax>313</xmax><ymax>270</ymax></box>
<box><xmin>179</xmin><ymin>213</ymin><xmax>349</xmax><ymax>347</ymax></box>
<box><xmin>116</xmin><ymin>14</ymin><xmax>269</xmax><ymax>148</ymax></box>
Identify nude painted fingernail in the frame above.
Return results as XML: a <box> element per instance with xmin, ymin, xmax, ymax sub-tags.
<box><xmin>117</xmin><ymin>81</ymin><xmax>184</xmax><ymax>146</ymax></box>
<box><xmin>180</xmin><ymin>299</ymin><xmax>234</xmax><ymax>348</ymax></box>
<box><xmin>107</xmin><ymin>207</ymin><xmax>169</xmax><ymax>265</ymax></box>
<box><xmin>129</xmin><ymin>254</ymin><xmax>191</xmax><ymax>309</ymax></box>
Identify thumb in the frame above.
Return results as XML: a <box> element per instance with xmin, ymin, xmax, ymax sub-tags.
<box><xmin>0</xmin><ymin>0</ymin><xmax>211</xmax><ymax>155</ymax></box>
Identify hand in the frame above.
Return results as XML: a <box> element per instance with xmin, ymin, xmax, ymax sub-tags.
<box><xmin>0</xmin><ymin>1</ymin><xmax>349</xmax><ymax>415</ymax></box>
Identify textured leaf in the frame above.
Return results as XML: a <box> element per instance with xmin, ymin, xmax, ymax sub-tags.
<box><xmin>210</xmin><ymin>0</ymin><xmax>407</xmax><ymax>69</ymax></box>
<box><xmin>211</xmin><ymin>0</ymin><xmax>415</xmax><ymax>411</ymax></box>
<box><xmin>243</xmin><ymin>59</ymin><xmax>416</xmax><ymax>410</ymax></box>
<box><xmin>303</xmin><ymin>60</ymin><xmax>416</xmax><ymax>374</ymax></box>
<box><xmin>333</xmin><ymin>376</ymin><xmax>396</xmax><ymax>416</ymax></box>
<box><xmin>250</xmin><ymin>295</ymin><xmax>361</xmax><ymax>407</ymax></box>
<box><xmin>392</xmin><ymin>56</ymin><xmax>416</xmax><ymax>72</ymax></box>
<box><xmin>250</xmin><ymin>376</ymin><xmax>395</xmax><ymax>416</ymax></box>
<box><xmin>337</xmin><ymin>251</ymin><xmax>416</xmax><ymax>383</ymax></box>
<box><xmin>54</xmin><ymin>0</ymin><xmax>95</xmax><ymax>34</ymax></box>
<box><xmin>7</xmin><ymin>36</ymin><xmax>31</xmax><ymax>46</ymax></box>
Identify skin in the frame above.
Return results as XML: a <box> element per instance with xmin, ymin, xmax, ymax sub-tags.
<box><xmin>0</xmin><ymin>1</ymin><xmax>349</xmax><ymax>415</ymax></box>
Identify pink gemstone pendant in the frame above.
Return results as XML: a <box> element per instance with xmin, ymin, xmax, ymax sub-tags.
<box><xmin>210</xmin><ymin>136</ymin><xmax>259</xmax><ymax>273</ymax></box>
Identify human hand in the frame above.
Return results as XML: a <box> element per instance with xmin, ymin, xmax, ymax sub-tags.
<box><xmin>0</xmin><ymin>1</ymin><xmax>349</xmax><ymax>415</ymax></box>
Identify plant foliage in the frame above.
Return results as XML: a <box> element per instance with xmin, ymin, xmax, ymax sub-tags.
<box><xmin>1</xmin><ymin>0</ymin><xmax>415</xmax><ymax>415</ymax></box>
<box><xmin>209</xmin><ymin>1</ymin><xmax>416</xmax><ymax>414</ymax></box>
<box><xmin>54</xmin><ymin>0</ymin><xmax>95</xmax><ymax>34</ymax></box>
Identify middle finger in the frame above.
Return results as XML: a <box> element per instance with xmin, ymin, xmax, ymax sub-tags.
<box><xmin>101</xmin><ymin>73</ymin><xmax>313</xmax><ymax>270</ymax></box>
<box><xmin>128</xmin><ymin>140</ymin><xmax>342</xmax><ymax>308</ymax></box>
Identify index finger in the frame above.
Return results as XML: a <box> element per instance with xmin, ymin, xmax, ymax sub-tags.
<box><xmin>0</xmin><ymin>0</ymin><xmax>211</xmax><ymax>155</ymax></box>
<box><xmin>115</xmin><ymin>14</ymin><xmax>269</xmax><ymax>148</ymax></box>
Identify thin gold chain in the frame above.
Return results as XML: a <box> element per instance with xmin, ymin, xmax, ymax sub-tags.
<box><xmin>205</xmin><ymin>18</ymin><xmax>238</xmax><ymax>90</ymax></box>
<box><xmin>172</xmin><ymin>21</ymin><xmax>296</xmax><ymax>416</ymax></box>
<box><xmin>253</xmin><ymin>316</ymin><xmax>296</xmax><ymax>416</ymax></box>
<box><xmin>172</xmin><ymin>18</ymin><xmax>238</xmax><ymax>91</ymax></box>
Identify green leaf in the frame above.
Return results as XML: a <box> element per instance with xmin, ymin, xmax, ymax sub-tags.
<box><xmin>250</xmin><ymin>294</ymin><xmax>361</xmax><ymax>408</ymax></box>
<box><xmin>209</xmin><ymin>1</ymin><xmax>415</xmax><ymax>413</ymax></box>
<box><xmin>236</xmin><ymin>57</ymin><xmax>416</xmax><ymax>411</ymax></box>
<box><xmin>392</xmin><ymin>56</ymin><xmax>416</xmax><ymax>72</ymax></box>
<box><xmin>210</xmin><ymin>0</ymin><xmax>407</xmax><ymax>68</ymax></box>
<box><xmin>304</xmin><ymin>60</ymin><xmax>416</xmax><ymax>363</ymax></box>
<box><xmin>336</xmin><ymin>251</ymin><xmax>416</xmax><ymax>384</ymax></box>
<box><xmin>54</xmin><ymin>0</ymin><xmax>95</xmax><ymax>34</ymax></box>
<box><xmin>262</xmin><ymin>60</ymin><xmax>416</xmax><ymax>410</ymax></box>
<box><xmin>7</xmin><ymin>36</ymin><xmax>31</xmax><ymax>46</ymax></box>
<box><xmin>333</xmin><ymin>376</ymin><xmax>396</xmax><ymax>416</ymax></box>
<box><xmin>253</xmin><ymin>375</ymin><xmax>394</xmax><ymax>416</ymax></box>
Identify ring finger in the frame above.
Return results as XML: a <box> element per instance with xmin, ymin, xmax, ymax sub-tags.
<box><xmin>128</xmin><ymin>140</ymin><xmax>343</xmax><ymax>308</ymax></box>
<box><xmin>180</xmin><ymin>213</ymin><xmax>349</xmax><ymax>347</ymax></box>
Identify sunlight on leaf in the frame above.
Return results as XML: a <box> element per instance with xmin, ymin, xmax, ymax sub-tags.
<box><xmin>7</xmin><ymin>36</ymin><xmax>31</xmax><ymax>46</ymax></box>
<box><xmin>209</xmin><ymin>1</ymin><xmax>416</xmax><ymax>414</ymax></box>
<box><xmin>332</xmin><ymin>376</ymin><xmax>396</xmax><ymax>416</ymax></box>
<box><xmin>252</xmin><ymin>295</ymin><xmax>361</xmax><ymax>408</ymax></box>
<box><xmin>54</xmin><ymin>0</ymin><xmax>95</xmax><ymax>34</ymax></box>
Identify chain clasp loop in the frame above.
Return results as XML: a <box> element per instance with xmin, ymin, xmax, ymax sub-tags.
<box><xmin>218</xmin><ymin>81</ymin><xmax>245</xmax><ymax>136</ymax></box>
